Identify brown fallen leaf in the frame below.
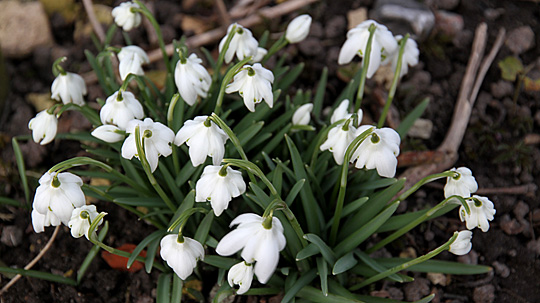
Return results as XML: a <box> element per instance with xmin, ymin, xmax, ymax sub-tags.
<box><xmin>101</xmin><ymin>243</ymin><xmax>147</xmax><ymax>272</ymax></box>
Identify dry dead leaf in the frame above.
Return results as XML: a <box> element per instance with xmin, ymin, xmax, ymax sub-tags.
<box><xmin>347</xmin><ymin>7</ymin><xmax>367</xmax><ymax>29</ymax></box>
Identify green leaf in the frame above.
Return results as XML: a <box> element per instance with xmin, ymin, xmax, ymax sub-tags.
<box><xmin>12</xmin><ymin>138</ymin><xmax>30</xmax><ymax>205</ymax></box>
<box><xmin>282</xmin><ymin>269</ymin><xmax>317</xmax><ymax>303</ymax></box>
<box><xmin>176</xmin><ymin>161</ymin><xmax>198</xmax><ymax>187</ymax></box>
<box><xmin>296</xmin><ymin>243</ymin><xmax>320</xmax><ymax>261</ymax></box>
<box><xmin>396</xmin><ymin>98</ymin><xmax>430</xmax><ymax>139</ymax></box>
<box><xmin>203</xmin><ymin>255</ymin><xmax>237</xmax><ymax>269</ymax></box>
<box><xmin>313</xmin><ymin>67</ymin><xmax>328</xmax><ymax>119</ymax></box>
<box><xmin>0</xmin><ymin>267</ymin><xmax>77</xmax><ymax>286</ymax></box>
<box><xmin>296</xmin><ymin>285</ymin><xmax>363</xmax><ymax>303</ymax></box>
<box><xmin>127</xmin><ymin>230</ymin><xmax>167</xmax><ymax>269</ymax></box>
<box><xmin>332</xmin><ymin>251</ymin><xmax>357</xmax><ymax>275</ymax></box>
<box><xmin>340</xmin><ymin>197</ymin><xmax>369</xmax><ymax>218</ymax></box>
<box><xmin>171</xmin><ymin>274</ymin><xmax>183</xmax><ymax>303</ymax></box>
<box><xmin>304</xmin><ymin>234</ymin><xmax>336</xmax><ymax>265</ymax></box>
<box><xmin>316</xmin><ymin>257</ymin><xmax>329</xmax><ymax>296</ymax></box>
<box><xmin>377</xmin><ymin>204</ymin><xmax>457</xmax><ymax>233</ymax></box>
<box><xmin>285</xmin><ymin>179</ymin><xmax>305</xmax><ymax>206</ymax></box>
<box><xmin>374</xmin><ymin>258</ymin><xmax>492</xmax><ymax>275</ymax></box>
<box><xmin>0</xmin><ymin>197</ymin><xmax>22</xmax><ymax>207</ymax></box>
<box><xmin>78</xmin><ymin>221</ymin><xmax>109</xmax><ymax>283</ymax></box>
<box><xmin>158</xmin><ymin>163</ymin><xmax>185</xmax><ymax>203</ymax></box>
<box><xmin>498</xmin><ymin>56</ymin><xmax>524</xmax><ymax>82</ymax></box>
<box><xmin>194</xmin><ymin>210</ymin><xmax>214</xmax><ymax>245</ymax></box>
<box><xmin>157</xmin><ymin>273</ymin><xmax>172</xmax><ymax>303</ymax></box>
<box><xmin>276</xmin><ymin>63</ymin><xmax>305</xmax><ymax>92</ymax></box>
<box><xmin>355</xmin><ymin>251</ymin><xmax>405</xmax><ymax>283</ymax></box>
<box><xmin>113</xmin><ymin>197</ymin><xmax>164</xmax><ymax>207</ymax></box>
<box><xmin>237</xmin><ymin>121</ymin><xmax>264</xmax><ymax>146</ymax></box>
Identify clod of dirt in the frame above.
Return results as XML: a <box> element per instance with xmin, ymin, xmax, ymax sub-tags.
<box><xmin>490</xmin><ymin>80</ymin><xmax>514</xmax><ymax>99</ymax></box>
<box><xmin>387</xmin><ymin>287</ymin><xmax>404</xmax><ymax>301</ymax></box>
<box><xmin>492</xmin><ymin>261</ymin><xmax>510</xmax><ymax>278</ymax></box>
<box><xmin>457</xmin><ymin>249</ymin><xmax>478</xmax><ymax>265</ymax></box>
<box><xmin>427</xmin><ymin>272</ymin><xmax>448</xmax><ymax>286</ymax></box>
<box><xmin>404</xmin><ymin>277</ymin><xmax>431</xmax><ymax>301</ymax></box>
<box><xmin>505</xmin><ymin>26</ymin><xmax>535</xmax><ymax>55</ymax></box>
<box><xmin>0</xmin><ymin>226</ymin><xmax>23</xmax><ymax>247</ymax></box>
<box><xmin>512</xmin><ymin>201</ymin><xmax>530</xmax><ymax>219</ymax></box>
<box><xmin>325</xmin><ymin>16</ymin><xmax>347</xmax><ymax>39</ymax></box>
<box><xmin>473</xmin><ymin>284</ymin><xmax>496</xmax><ymax>303</ymax></box>
<box><xmin>434</xmin><ymin>10</ymin><xmax>464</xmax><ymax>37</ymax></box>
<box><xmin>500</xmin><ymin>214</ymin><xmax>525</xmax><ymax>235</ymax></box>
<box><xmin>526</xmin><ymin>239</ymin><xmax>540</xmax><ymax>254</ymax></box>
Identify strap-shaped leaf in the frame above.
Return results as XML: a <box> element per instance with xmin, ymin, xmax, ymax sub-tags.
<box><xmin>281</xmin><ymin>269</ymin><xmax>317</xmax><ymax>303</ymax></box>
<box><xmin>127</xmin><ymin>230</ymin><xmax>167</xmax><ymax>269</ymax></box>
<box><xmin>296</xmin><ymin>243</ymin><xmax>320</xmax><ymax>261</ymax></box>
<box><xmin>316</xmin><ymin>257</ymin><xmax>329</xmax><ymax>296</ymax></box>
<box><xmin>396</xmin><ymin>98</ymin><xmax>430</xmax><ymax>139</ymax></box>
<box><xmin>332</xmin><ymin>251</ymin><xmax>357</xmax><ymax>275</ymax></box>
<box><xmin>156</xmin><ymin>273</ymin><xmax>172</xmax><ymax>303</ymax></box>
<box><xmin>304</xmin><ymin>234</ymin><xmax>337</xmax><ymax>265</ymax></box>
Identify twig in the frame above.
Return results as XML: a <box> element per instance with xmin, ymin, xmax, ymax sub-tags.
<box><xmin>142</xmin><ymin>2</ymin><xmax>159</xmax><ymax>46</ymax></box>
<box><xmin>215</xmin><ymin>0</ymin><xmax>232</xmax><ymax>26</ymax></box>
<box><xmin>82</xmin><ymin>0</ymin><xmax>106</xmax><ymax>43</ymax></box>
<box><xmin>0</xmin><ymin>226</ymin><xmax>61</xmax><ymax>295</ymax></box>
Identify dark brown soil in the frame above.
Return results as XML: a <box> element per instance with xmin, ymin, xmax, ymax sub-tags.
<box><xmin>1</xmin><ymin>0</ymin><xmax>539</xmax><ymax>302</ymax></box>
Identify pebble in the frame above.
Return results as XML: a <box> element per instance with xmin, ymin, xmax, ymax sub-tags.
<box><xmin>371</xmin><ymin>0</ymin><xmax>435</xmax><ymax>40</ymax></box>
<box><xmin>484</xmin><ymin>8</ymin><xmax>505</xmax><ymax>21</ymax></box>
<box><xmin>473</xmin><ymin>284</ymin><xmax>495</xmax><ymax>303</ymax></box>
<box><xmin>490</xmin><ymin>80</ymin><xmax>514</xmax><ymax>99</ymax></box>
<box><xmin>513</xmin><ymin>201</ymin><xmax>529</xmax><ymax>219</ymax></box>
<box><xmin>492</xmin><ymin>261</ymin><xmax>510</xmax><ymax>278</ymax></box>
<box><xmin>500</xmin><ymin>214</ymin><xmax>524</xmax><ymax>235</ymax></box>
<box><xmin>505</xmin><ymin>26</ymin><xmax>535</xmax><ymax>55</ymax></box>
<box><xmin>408</xmin><ymin>118</ymin><xmax>433</xmax><ymax>139</ymax></box>
<box><xmin>404</xmin><ymin>277</ymin><xmax>431</xmax><ymax>301</ymax></box>
<box><xmin>427</xmin><ymin>272</ymin><xmax>447</xmax><ymax>286</ymax></box>
<box><xmin>387</xmin><ymin>287</ymin><xmax>404</xmax><ymax>301</ymax></box>
<box><xmin>325</xmin><ymin>16</ymin><xmax>347</xmax><ymax>39</ymax></box>
<box><xmin>526</xmin><ymin>239</ymin><xmax>540</xmax><ymax>254</ymax></box>
<box><xmin>457</xmin><ymin>249</ymin><xmax>478</xmax><ymax>265</ymax></box>
<box><xmin>434</xmin><ymin>10</ymin><xmax>464</xmax><ymax>37</ymax></box>
<box><xmin>0</xmin><ymin>1</ymin><xmax>53</xmax><ymax>58</ymax></box>
<box><xmin>0</xmin><ymin>225</ymin><xmax>23</xmax><ymax>247</ymax></box>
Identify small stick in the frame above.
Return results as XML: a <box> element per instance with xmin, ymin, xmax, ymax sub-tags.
<box><xmin>82</xmin><ymin>0</ymin><xmax>106</xmax><ymax>43</ymax></box>
<box><xmin>0</xmin><ymin>226</ymin><xmax>61</xmax><ymax>295</ymax></box>
<box><xmin>215</xmin><ymin>0</ymin><xmax>232</xmax><ymax>26</ymax></box>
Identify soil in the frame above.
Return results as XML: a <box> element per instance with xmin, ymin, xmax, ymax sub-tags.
<box><xmin>1</xmin><ymin>0</ymin><xmax>539</xmax><ymax>302</ymax></box>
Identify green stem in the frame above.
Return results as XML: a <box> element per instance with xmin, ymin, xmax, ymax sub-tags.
<box><xmin>262</xmin><ymin>34</ymin><xmax>288</xmax><ymax>64</ymax></box>
<box><xmin>134</xmin><ymin>126</ymin><xmax>177</xmax><ymax>212</ymax></box>
<box><xmin>393</xmin><ymin>171</ymin><xmax>457</xmax><ymax>203</ymax></box>
<box><xmin>350</xmin><ymin>232</ymin><xmax>459</xmax><ymax>290</ymax></box>
<box><xmin>213</xmin><ymin>57</ymin><xmax>252</xmax><ymax>115</ymax></box>
<box><xmin>167</xmin><ymin>94</ymin><xmax>181</xmax><ymax>174</ymax></box>
<box><xmin>52</xmin><ymin>56</ymin><xmax>67</xmax><ymax>76</ymax></box>
<box><xmin>120</xmin><ymin>73</ymin><xmax>139</xmax><ymax>91</ymax></box>
<box><xmin>56</xmin><ymin>103</ymin><xmax>101</xmax><ymax>126</ymax></box>
<box><xmin>354</xmin><ymin>24</ymin><xmax>376</xmax><ymax>112</ymax></box>
<box><xmin>212</xmin><ymin>24</ymin><xmax>237</xmax><ymax>84</ymax></box>
<box><xmin>132</xmin><ymin>1</ymin><xmax>171</xmax><ymax>74</ymax></box>
<box><xmin>167</xmin><ymin>207</ymin><xmax>208</xmax><ymax>232</ymax></box>
<box><xmin>377</xmin><ymin>34</ymin><xmax>409</xmax><ymax>128</ymax></box>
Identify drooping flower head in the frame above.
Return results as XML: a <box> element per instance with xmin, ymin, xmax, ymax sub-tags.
<box><xmin>216</xmin><ymin>213</ymin><xmax>286</xmax><ymax>284</ymax></box>
<box><xmin>117</xmin><ymin>46</ymin><xmax>149</xmax><ymax>80</ymax></box>
<box><xmin>174</xmin><ymin>53</ymin><xmax>212</xmax><ymax>106</ymax></box>
<box><xmin>338</xmin><ymin>20</ymin><xmax>398</xmax><ymax>78</ymax></box>
<box><xmin>28</xmin><ymin>110</ymin><xmax>58</xmax><ymax>145</ymax></box>
<box><xmin>100</xmin><ymin>90</ymin><xmax>144</xmax><ymax>130</ymax></box>
<box><xmin>51</xmin><ymin>72</ymin><xmax>87</xmax><ymax>106</ymax></box>
<box><xmin>253</xmin><ymin>47</ymin><xmax>268</xmax><ymax>63</ymax></box>
<box><xmin>448</xmin><ymin>230</ymin><xmax>473</xmax><ymax>256</ymax></box>
<box><xmin>160</xmin><ymin>234</ymin><xmax>205</xmax><ymax>280</ymax></box>
<box><xmin>286</xmin><ymin>14</ymin><xmax>312</xmax><ymax>43</ymax></box>
<box><xmin>225</xmin><ymin>63</ymin><xmax>274</xmax><ymax>112</ymax></box>
<box><xmin>175</xmin><ymin>116</ymin><xmax>228</xmax><ymax>167</ymax></box>
<box><xmin>195</xmin><ymin>165</ymin><xmax>246</xmax><ymax>216</ymax></box>
<box><xmin>330</xmin><ymin>99</ymin><xmax>363</xmax><ymax>125</ymax></box>
<box><xmin>320</xmin><ymin>122</ymin><xmax>357</xmax><ymax>165</ymax></box>
<box><xmin>219</xmin><ymin>23</ymin><xmax>259</xmax><ymax>64</ymax></box>
<box><xmin>31</xmin><ymin>208</ymin><xmax>61</xmax><ymax>233</ymax></box>
<box><xmin>292</xmin><ymin>103</ymin><xmax>313</xmax><ymax>126</ymax></box>
<box><xmin>91</xmin><ymin>125</ymin><xmax>125</xmax><ymax>143</ymax></box>
<box><xmin>351</xmin><ymin>125</ymin><xmax>401</xmax><ymax>178</ymax></box>
<box><xmin>444</xmin><ymin>167</ymin><xmax>478</xmax><ymax>199</ymax></box>
<box><xmin>68</xmin><ymin>205</ymin><xmax>103</xmax><ymax>240</ymax></box>
<box><xmin>391</xmin><ymin>35</ymin><xmax>419</xmax><ymax>78</ymax></box>
<box><xmin>459</xmin><ymin>195</ymin><xmax>496</xmax><ymax>232</ymax></box>
<box><xmin>32</xmin><ymin>172</ymin><xmax>86</xmax><ymax>225</ymax></box>
<box><xmin>121</xmin><ymin>118</ymin><xmax>175</xmax><ymax>172</ymax></box>
<box><xmin>228</xmin><ymin>261</ymin><xmax>254</xmax><ymax>294</ymax></box>
<box><xmin>112</xmin><ymin>1</ymin><xmax>141</xmax><ymax>32</ymax></box>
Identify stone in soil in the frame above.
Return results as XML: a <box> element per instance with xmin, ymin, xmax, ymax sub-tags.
<box><xmin>490</xmin><ymin>80</ymin><xmax>514</xmax><ymax>99</ymax></box>
<box><xmin>434</xmin><ymin>10</ymin><xmax>464</xmax><ymax>37</ymax></box>
<box><xmin>404</xmin><ymin>277</ymin><xmax>431</xmax><ymax>301</ymax></box>
<box><xmin>473</xmin><ymin>284</ymin><xmax>496</xmax><ymax>303</ymax></box>
<box><xmin>0</xmin><ymin>225</ymin><xmax>23</xmax><ymax>247</ymax></box>
<box><xmin>505</xmin><ymin>26</ymin><xmax>535</xmax><ymax>55</ymax></box>
<box><xmin>492</xmin><ymin>261</ymin><xmax>510</xmax><ymax>278</ymax></box>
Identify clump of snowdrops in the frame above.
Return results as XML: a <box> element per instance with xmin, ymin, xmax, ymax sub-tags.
<box><xmin>15</xmin><ymin>1</ymin><xmax>496</xmax><ymax>301</ymax></box>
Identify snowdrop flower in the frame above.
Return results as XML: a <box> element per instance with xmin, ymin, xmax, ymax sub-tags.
<box><xmin>338</xmin><ymin>20</ymin><xmax>398</xmax><ymax>78</ymax></box>
<box><xmin>225</xmin><ymin>63</ymin><xmax>274</xmax><ymax>112</ymax></box>
<box><xmin>175</xmin><ymin>116</ymin><xmax>228</xmax><ymax>167</ymax></box>
<box><xmin>68</xmin><ymin>205</ymin><xmax>103</xmax><ymax>240</ymax></box>
<box><xmin>195</xmin><ymin>165</ymin><xmax>246</xmax><ymax>216</ymax></box>
<box><xmin>160</xmin><ymin>234</ymin><xmax>204</xmax><ymax>280</ymax></box>
<box><xmin>118</xmin><ymin>46</ymin><xmax>149</xmax><ymax>80</ymax></box>
<box><xmin>444</xmin><ymin>167</ymin><xmax>478</xmax><ymax>199</ymax></box>
<box><xmin>391</xmin><ymin>35</ymin><xmax>419</xmax><ymax>78</ymax></box>
<box><xmin>253</xmin><ymin>47</ymin><xmax>267</xmax><ymax>63</ymax></box>
<box><xmin>320</xmin><ymin>123</ymin><xmax>357</xmax><ymax>165</ymax></box>
<box><xmin>448</xmin><ymin>230</ymin><xmax>473</xmax><ymax>256</ymax></box>
<box><xmin>228</xmin><ymin>261</ymin><xmax>254</xmax><ymax>294</ymax></box>
<box><xmin>112</xmin><ymin>1</ymin><xmax>141</xmax><ymax>32</ymax></box>
<box><xmin>286</xmin><ymin>14</ymin><xmax>312</xmax><ymax>43</ymax></box>
<box><xmin>121</xmin><ymin>118</ymin><xmax>175</xmax><ymax>172</ymax></box>
<box><xmin>32</xmin><ymin>172</ymin><xmax>85</xmax><ymax>225</ymax></box>
<box><xmin>31</xmin><ymin>209</ymin><xmax>61</xmax><ymax>233</ymax></box>
<box><xmin>91</xmin><ymin>125</ymin><xmax>124</xmax><ymax>143</ymax></box>
<box><xmin>216</xmin><ymin>213</ymin><xmax>286</xmax><ymax>284</ymax></box>
<box><xmin>460</xmin><ymin>195</ymin><xmax>496</xmax><ymax>232</ymax></box>
<box><xmin>330</xmin><ymin>99</ymin><xmax>363</xmax><ymax>125</ymax></box>
<box><xmin>28</xmin><ymin>110</ymin><xmax>58</xmax><ymax>145</ymax></box>
<box><xmin>351</xmin><ymin>125</ymin><xmax>400</xmax><ymax>178</ymax></box>
<box><xmin>219</xmin><ymin>23</ymin><xmax>259</xmax><ymax>64</ymax></box>
<box><xmin>51</xmin><ymin>72</ymin><xmax>87</xmax><ymax>106</ymax></box>
<box><xmin>174</xmin><ymin>53</ymin><xmax>212</xmax><ymax>106</ymax></box>
<box><xmin>100</xmin><ymin>90</ymin><xmax>144</xmax><ymax>130</ymax></box>
<box><xmin>292</xmin><ymin>103</ymin><xmax>313</xmax><ymax>126</ymax></box>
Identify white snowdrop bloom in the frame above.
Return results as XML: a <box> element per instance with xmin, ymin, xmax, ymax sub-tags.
<box><xmin>121</xmin><ymin>118</ymin><xmax>175</xmax><ymax>172</ymax></box>
<box><xmin>31</xmin><ymin>208</ymin><xmax>61</xmax><ymax>233</ymax></box>
<box><xmin>338</xmin><ymin>20</ymin><xmax>398</xmax><ymax>78</ymax></box>
<box><xmin>459</xmin><ymin>195</ymin><xmax>496</xmax><ymax>232</ymax></box>
<box><xmin>175</xmin><ymin>116</ymin><xmax>228</xmax><ymax>167</ymax></box>
<box><xmin>32</xmin><ymin>172</ymin><xmax>85</xmax><ymax>225</ymax></box>
<box><xmin>292</xmin><ymin>103</ymin><xmax>313</xmax><ymax>126</ymax></box>
<box><xmin>320</xmin><ymin>123</ymin><xmax>357</xmax><ymax>165</ymax></box>
<box><xmin>195</xmin><ymin>165</ymin><xmax>246</xmax><ymax>216</ymax></box>
<box><xmin>118</xmin><ymin>45</ymin><xmax>149</xmax><ymax>80</ymax></box>
<box><xmin>51</xmin><ymin>72</ymin><xmax>87</xmax><ymax>106</ymax></box>
<box><xmin>219</xmin><ymin>23</ymin><xmax>259</xmax><ymax>64</ymax></box>
<box><xmin>174</xmin><ymin>53</ymin><xmax>212</xmax><ymax>106</ymax></box>
<box><xmin>216</xmin><ymin>213</ymin><xmax>286</xmax><ymax>284</ymax></box>
<box><xmin>253</xmin><ymin>47</ymin><xmax>267</xmax><ymax>63</ymax></box>
<box><xmin>351</xmin><ymin>125</ymin><xmax>400</xmax><ymax>178</ymax></box>
<box><xmin>444</xmin><ymin>167</ymin><xmax>478</xmax><ymax>199</ymax></box>
<box><xmin>228</xmin><ymin>261</ymin><xmax>254</xmax><ymax>295</ymax></box>
<box><xmin>391</xmin><ymin>35</ymin><xmax>419</xmax><ymax>78</ymax></box>
<box><xmin>112</xmin><ymin>1</ymin><xmax>141</xmax><ymax>32</ymax></box>
<box><xmin>286</xmin><ymin>14</ymin><xmax>312</xmax><ymax>43</ymax></box>
<box><xmin>225</xmin><ymin>63</ymin><xmax>274</xmax><ymax>112</ymax></box>
<box><xmin>160</xmin><ymin>234</ymin><xmax>204</xmax><ymax>280</ymax></box>
<box><xmin>100</xmin><ymin>90</ymin><xmax>144</xmax><ymax>130</ymax></box>
<box><xmin>68</xmin><ymin>205</ymin><xmax>103</xmax><ymax>240</ymax></box>
<box><xmin>330</xmin><ymin>99</ymin><xmax>363</xmax><ymax>125</ymax></box>
<box><xmin>449</xmin><ymin>230</ymin><xmax>473</xmax><ymax>256</ymax></box>
<box><xmin>91</xmin><ymin>125</ymin><xmax>125</xmax><ymax>143</ymax></box>
<box><xmin>28</xmin><ymin>110</ymin><xmax>58</xmax><ymax>145</ymax></box>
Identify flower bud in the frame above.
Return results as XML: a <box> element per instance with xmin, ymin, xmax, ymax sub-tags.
<box><xmin>112</xmin><ymin>1</ymin><xmax>141</xmax><ymax>32</ymax></box>
<box><xmin>448</xmin><ymin>230</ymin><xmax>473</xmax><ymax>256</ymax></box>
<box><xmin>292</xmin><ymin>103</ymin><xmax>313</xmax><ymax>126</ymax></box>
<box><xmin>92</xmin><ymin>125</ymin><xmax>125</xmax><ymax>143</ymax></box>
<box><xmin>28</xmin><ymin>110</ymin><xmax>58</xmax><ymax>145</ymax></box>
<box><xmin>286</xmin><ymin>14</ymin><xmax>312</xmax><ymax>43</ymax></box>
<box><xmin>228</xmin><ymin>262</ymin><xmax>254</xmax><ymax>294</ymax></box>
